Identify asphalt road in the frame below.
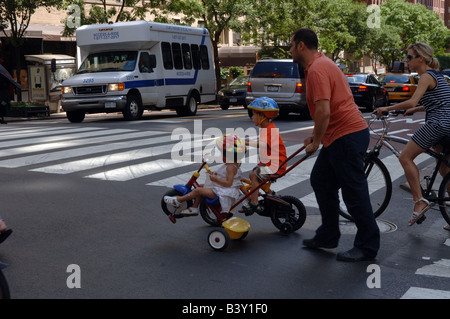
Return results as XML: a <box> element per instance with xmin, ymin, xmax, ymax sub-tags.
<box><xmin>0</xmin><ymin>107</ymin><xmax>448</xmax><ymax>304</ymax></box>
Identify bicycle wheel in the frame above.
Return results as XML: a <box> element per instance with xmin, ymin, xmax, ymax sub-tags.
<box><xmin>438</xmin><ymin>172</ymin><xmax>450</xmax><ymax>225</ymax></box>
<box><xmin>339</xmin><ymin>156</ymin><xmax>392</xmax><ymax>221</ymax></box>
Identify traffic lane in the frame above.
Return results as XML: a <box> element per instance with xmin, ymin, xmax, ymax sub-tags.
<box><xmin>0</xmin><ymin>168</ymin><xmax>390</xmax><ymax>299</ymax></box>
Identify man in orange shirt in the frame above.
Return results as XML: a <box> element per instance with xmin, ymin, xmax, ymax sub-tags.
<box><xmin>290</xmin><ymin>28</ymin><xmax>380</xmax><ymax>261</ymax></box>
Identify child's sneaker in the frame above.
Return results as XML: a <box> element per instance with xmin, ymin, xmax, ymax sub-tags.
<box><xmin>164</xmin><ymin>196</ymin><xmax>181</xmax><ymax>208</ymax></box>
<box><xmin>180</xmin><ymin>207</ymin><xmax>199</xmax><ymax>216</ymax></box>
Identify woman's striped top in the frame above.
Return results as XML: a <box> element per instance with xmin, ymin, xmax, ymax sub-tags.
<box><xmin>419</xmin><ymin>70</ymin><xmax>450</xmax><ymax>118</ymax></box>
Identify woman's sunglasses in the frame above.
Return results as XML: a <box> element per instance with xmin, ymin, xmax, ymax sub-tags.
<box><xmin>406</xmin><ymin>55</ymin><xmax>420</xmax><ymax>61</ymax></box>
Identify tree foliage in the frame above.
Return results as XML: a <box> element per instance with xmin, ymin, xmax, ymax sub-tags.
<box><xmin>368</xmin><ymin>0</ymin><xmax>450</xmax><ymax>71</ymax></box>
<box><xmin>57</xmin><ymin>0</ymin><xmax>150</xmax><ymax>36</ymax></box>
<box><xmin>0</xmin><ymin>0</ymin><xmax>62</xmax><ymax>47</ymax></box>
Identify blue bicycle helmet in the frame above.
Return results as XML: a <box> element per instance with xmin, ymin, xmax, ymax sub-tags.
<box><xmin>248</xmin><ymin>97</ymin><xmax>279</xmax><ymax>119</ymax></box>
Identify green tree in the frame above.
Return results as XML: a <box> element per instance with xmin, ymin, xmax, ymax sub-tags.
<box><xmin>368</xmin><ymin>0</ymin><xmax>450</xmax><ymax>71</ymax></box>
<box><xmin>152</xmin><ymin>0</ymin><xmax>253</xmax><ymax>92</ymax></box>
<box><xmin>58</xmin><ymin>0</ymin><xmax>150</xmax><ymax>36</ymax></box>
<box><xmin>240</xmin><ymin>0</ymin><xmax>370</xmax><ymax>63</ymax></box>
<box><xmin>0</xmin><ymin>0</ymin><xmax>63</xmax><ymax>91</ymax></box>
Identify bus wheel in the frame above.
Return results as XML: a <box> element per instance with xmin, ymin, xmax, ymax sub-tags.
<box><xmin>184</xmin><ymin>95</ymin><xmax>198</xmax><ymax>116</ymax></box>
<box><xmin>123</xmin><ymin>94</ymin><xmax>143</xmax><ymax>121</ymax></box>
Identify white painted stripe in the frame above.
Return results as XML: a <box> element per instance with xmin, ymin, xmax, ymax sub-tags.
<box><xmin>85</xmin><ymin>159</ymin><xmax>194</xmax><ymax>181</ymax></box>
<box><xmin>31</xmin><ymin>140</ymin><xmax>183</xmax><ymax>175</ymax></box>
<box><xmin>401</xmin><ymin>287</ymin><xmax>450</xmax><ymax>299</ymax></box>
<box><xmin>415</xmin><ymin>259</ymin><xmax>450</xmax><ymax>279</ymax></box>
<box><xmin>0</xmin><ymin>127</ymin><xmax>110</xmax><ymax>147</ymax></box>
<box><xmin>10</xmin><ymin>134</ymin><xmax>170</xmax><ymax>169</ymax></box>
<box><xmin>0</xmin><ymin>130</ymin><xmax>164</xmax><ymax>158</ymax></box>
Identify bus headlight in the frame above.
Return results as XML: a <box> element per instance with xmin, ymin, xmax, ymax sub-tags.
<box><xmin>62</xmin><ymin>86</ymin><xmax>72</xmax><ymax>94</ymax></box>
<box><xmin>108</xmin><ymin>83</ymin><xmax>125</xmax><ymax>91</ymax></box>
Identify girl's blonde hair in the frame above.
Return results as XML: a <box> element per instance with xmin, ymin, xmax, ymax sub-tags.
<box><xmin>407</xmin><ymin>42</ymin><xmax>440</xmax><ymax>70</ymax></box>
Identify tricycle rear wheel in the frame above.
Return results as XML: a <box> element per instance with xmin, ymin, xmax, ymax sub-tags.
<box><xmin>208</xmin><ymin>228</ymin><xmax>230</xmax><ymax>251</ymax></box>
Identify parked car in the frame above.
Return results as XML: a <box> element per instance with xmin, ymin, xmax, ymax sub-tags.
<box><xmin>218</xmin><ymin>75</ymin><xmax>249</xmax><ymax>110</ymax></box>
<box><xmin>345</xmin><ymin>73</ymin><xmax>388</xmax><ymax>111</ymax></box>
<box><xmin>246</xmin><ymin>59</ymin><xmax>309</xmax><ymax>119</ymax></box>
<box><xmin>378</xmin><ymin>73</ymin><xmax>418</xmax><ymax>103</ymax></box>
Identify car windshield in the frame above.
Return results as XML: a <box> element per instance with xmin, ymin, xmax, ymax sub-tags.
<box><xmin>229</xmin><ymin>76</ymin><xmax>248</xmax><ymax>86</ymax></box>
<box><xmin>378</xmin><ymin>74</ymin><xmax>411</xmax><ymax>84</ymax></box>
<box><xmin>78</xmin><ymin>51</ymin><xmax>138</xmax><ymax>74</ymax></box>
<box><xmin>251</xmin><ymin>62</ymin><xmax>299</xmax><ymax>78</ymax></box>
<box><xmin>346</xmin><ymin>75</ymin><xmax>367</xmax><ymax>83</ymax></box>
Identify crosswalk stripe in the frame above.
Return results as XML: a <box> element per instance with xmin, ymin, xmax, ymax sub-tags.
<box><xmin>0</xmin><ymin>128</ymin><xmax>134</xmax><ymax>157</ymax></box>
<box><xmin>0</xmin><ymin>127</ymin><xmax>109</xmax><ymax>148</ymax></box>
<box><xmin>415</xmin><ymin>259</ymin><xmax>450</xmax><ymax>279</ymax></box>
<box><xmin>401</xmin><ymin>287</ymin><xmax>450</xmax><ymax>299</ymax></box>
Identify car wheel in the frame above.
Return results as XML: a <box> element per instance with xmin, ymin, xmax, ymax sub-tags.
<box><xmin>366</xmin><ymin>96</ymin><xmax>376</xmax><ymax>112</ymax></box>
<box><xmin>220</xmin><ymin>104</ymin><xmax>230</xmax><ymax>110</ymax></box>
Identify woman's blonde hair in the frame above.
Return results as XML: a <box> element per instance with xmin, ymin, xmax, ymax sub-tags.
<box><xmin>407</xmin><ymin>42</ymin><xmax>440</xmax><ymax>70</ymax></box>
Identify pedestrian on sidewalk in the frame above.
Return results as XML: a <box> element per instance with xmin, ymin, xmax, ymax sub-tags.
<box><xmin>289</xmin><ymin>28</ymin><xmax>380</xmax><ymax>261</ymax></box>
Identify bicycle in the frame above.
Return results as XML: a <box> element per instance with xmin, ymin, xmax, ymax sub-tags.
<box><xmin>339</xmin><ymin>111</ymin><xmax>450</xmax><ymax>227</ymax></box>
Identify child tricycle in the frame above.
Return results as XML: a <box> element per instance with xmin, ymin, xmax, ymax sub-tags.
<box><xmin>161</xmin><ymin>144</ymin><xmax>312</xmax><ymax>250</ymax></box>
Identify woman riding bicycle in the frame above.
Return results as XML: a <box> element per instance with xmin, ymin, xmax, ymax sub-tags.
<box><xmin>374</xmin><ymin>42</ymin><xmax>450</xmax><ymax>227</ymax></box>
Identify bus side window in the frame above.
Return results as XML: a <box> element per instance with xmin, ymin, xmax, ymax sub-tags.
<box><xmin>191</xmin><ymin>44</ymin><xmax>201</xmax><ymax>70</ymax></box>
<box><xmin>172</xmin><ymin>43</ymin><xmax>183</xmax><ymax>70</ymax></box>
<box><xmin>200</xmin><ymin>45</ymin><xmax>210</xmax><ymax>70</ymax></box>
<box><xmin>162</xmin><ymin>42</ymin><xmax>173</xmax><ymax>70</ymax></box>
<box><xmin>182</xmin><ymin>43</ymin><xmax>192</xmax><ymax>70</ymax></box>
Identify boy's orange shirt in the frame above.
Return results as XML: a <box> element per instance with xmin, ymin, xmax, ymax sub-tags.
<box><xmin>305</xmin><ymin>52</ymin><xmax>367</xmax><ymax>147</ymax></box>
<box><xmin>259</xmin><ymin>121</ymin><xmax>287</xmax><ymax>175</ymax></box>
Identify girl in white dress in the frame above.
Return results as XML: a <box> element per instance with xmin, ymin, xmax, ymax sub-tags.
<box><xmin>164</xmin><ymin>134</ymin><xmax>246</xmax><ymax>216</ymax></box>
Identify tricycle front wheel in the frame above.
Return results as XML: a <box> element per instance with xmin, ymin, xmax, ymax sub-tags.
<box><xmin>161</xmin><ymin>189</ymin><xmax>191</xmax><ymax>218</ymax></box>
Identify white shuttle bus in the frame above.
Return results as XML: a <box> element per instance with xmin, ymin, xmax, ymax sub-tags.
<box><xmin>61</xmin><ymin>21</ymin><xmax>216</xmax><ymax>122</ymax></box>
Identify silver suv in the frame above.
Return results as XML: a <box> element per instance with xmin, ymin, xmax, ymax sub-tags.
<box><xmin>246</xmin><ymin>59</ymin><xmax>309</xmax><ymax>119</ymax></box>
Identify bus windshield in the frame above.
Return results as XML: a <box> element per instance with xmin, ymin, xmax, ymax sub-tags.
<box><xmin>78</xmin><ymin>51</ymin><xmax>138</xmax><ymax>74</ymax></box>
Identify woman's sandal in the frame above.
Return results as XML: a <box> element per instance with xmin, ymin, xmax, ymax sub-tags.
<box><xmin>163</xmin><ymin>196</ymin><xmax>181</xmax><ymax>208</ymax></box>
<box><xmin>409</xmin><ymin>198</ymin><xmax>431</xmax><ymax>226</ymax></box>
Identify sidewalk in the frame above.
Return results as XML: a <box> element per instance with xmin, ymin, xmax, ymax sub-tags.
<box><xmin>1</xmin><ymin>103</ymin><xmax>222</xmax><ymax>123</ymax></box>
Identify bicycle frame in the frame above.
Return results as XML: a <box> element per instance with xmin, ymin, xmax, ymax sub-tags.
<box><xmin>369</xmin><ymin>115</ymin><xmax>409</xmax><ymax>158</ymax></box>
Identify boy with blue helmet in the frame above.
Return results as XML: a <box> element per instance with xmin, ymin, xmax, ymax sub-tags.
<box><xmin>240</xmin><ymin>97</ymin><xmax>287</xmax><ymax>215</ymax></box>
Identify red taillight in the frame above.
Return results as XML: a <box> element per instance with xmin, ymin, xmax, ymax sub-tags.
<box><xmin>358</xmin><ymin>85</ymin><xmax>368</xmax><ymax>92</ymax></box>
<box><xmin>247</xmin><ymin>81</ymin><xmax>252</xmax><ymax>93</ymax></box>
<box><xmin>402</xmin><ymin>86</ymin><xmax>410</xmax><ymax>92</ymax></box>
<box><xmin>295</xmin><ymin>82</ymin><xmax>304</xmax><ymax>93</ymax></box>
